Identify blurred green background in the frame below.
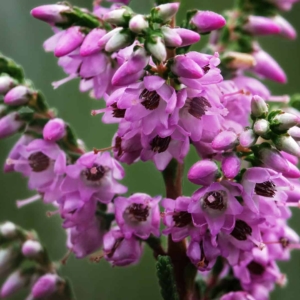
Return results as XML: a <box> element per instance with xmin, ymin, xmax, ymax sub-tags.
<box><xmin>0</xmin><ymin>0</ymin><xmax>300</xmax><ymax>299</ymax></box>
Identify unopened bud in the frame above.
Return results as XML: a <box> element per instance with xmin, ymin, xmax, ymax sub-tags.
<box><xmin>31</xmin><ymin>5</ymin><xmax>71</xmax><ymax>25</ymax></box>
<box><xmin>0</xmin><ymin>222</ymin><xmax>17</xmax><ymax>239</ymax></box>
<box><xmin>253</xmin><ymin>119</ymin><xmax>270</xmax><ymax>138</ymax></box>
<box><xmin>22</xmin><ymin>240</ymin><xmax>43</xmax><ymax>258</ymax></box>
<box><xmin>175</xmin><ymin>28</ymin><xmax>200</xmax><ymax>47</ymax></box>
<box><xmin>239</xmin><ymin>128</ymin><xmax>257</xmax><ymax>147</ymax></box>
<box><xmin>211</xmin><ymin>131</ymin><xmax>238</xmax><ymax>151</ymax></box>
<box><xmin>0</xmin><ymin>248</ymin><xmax>21</xmax><ymax>277</ymax></box>
<box><xmin>283</xmin><ymin>160</ymin><xmax>300</xmax><ymax>178</ymax></box>
<box><xmin>273</xmin><ymin>15</ymin><xmax>297</xmax><ymax>39</ymax></box>
<box><xmin>80</xmin><ymin>28</ymin><xmax>106</xmax><ymax>56</ymax></box>
<box><xmin>4</xmin><ymin>86</ymin><xmax>33</xmax><ymax>106</ymax></box>
<box><xmin>251</xmin><ymin>95</ymin><xmax>268</xmax><ymax>118</ymax></box>
<box><xmin>32</xmin><ymin>274</ymin><xmax>62</xmax><ymax>298</ymax></box>
<box><xmin>146</xmin><ymin>36</ymin><xmax>167</xmax><ymax>62</ymax></box>
<box><xmin>271</xmin><ymin>112</ymin><xmax>300</xmax><ymax>132</ymax></box>
<box><xmin>161</xmin><ymin>27</ymin><xmax>182</xmax><ymax>47</ymax></box>
<box><xmin>103</xmin><ymin>7</ymin><xmax>132</xmax><ymax>26</ymax></box>
<box><xmin>188</xmin><ymin>160</ymin><xmax>219</xmax><ymax>185</ymax></box>
<box><xmin>43</xmin><ymin>118</ymin><xmax>66</xmax><ymax>141</ymax></box>
<box><xmin>0</xmin><ymin>112</ymin><xmax>24</xmax><ymax>139</ymax></box>
<box><xmin>171</xmin><ymin>55</ymin><xmax>204</xmax><ymax>78</ymax></box>
<box><xmin>288</xmin><ymin>126</ymin><xmax>300</xmax><ymax>141</ymax></box>
<box><xmin>273</xmin><ymin>135</ymin><xmax>300</xmax><ymax>157</ymax></box>
<box><xmin>1</xmin><ymin>270</ymin><xmax>30</xmax><ymax>298</ymax></box>
<box><xmin>0</xmin><ymin>76</ymin><xmax>17</xmax><ymax>94</ymax></box>
<box><xmin>221</xmin><ymin>153</ymin><xmax>241</xmax><ymax>178</ymax></box>
<box><xmin>151</xmin><ymin>3</ymin><xmax>180</xmax><ymax>23</ymax></box>
<box><xmin>190</xmin><ymin>11</ymin><xmax>226</xmax><ymax>34</ymax></box>
<box><xmin>243</xmin><ymin>16</ymin><xmax>281</xmax><ymax>36</ymax></box>
<box><xmin>129</xmin><ymin>14</ymin><xmax>149</xmax><ymax>33</ymax></box>
<box><xmin>54</xmin><ymin>26</ymin><xmax>85</xmax><ymax>57</ymax></box>
<box><xmin>105</xmin><ymin>29</ymin><xmax>134</xmax><ymax>53</ymax></box>
<box><xmin>223</xmin><ymin>52</ymin><xmax>256</xmax><ymax>70</ymax></box>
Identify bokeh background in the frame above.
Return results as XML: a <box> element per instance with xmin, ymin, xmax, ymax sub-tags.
<box><xmin>0</xmin><ymin>0</ymin><xmax>300</xmax><ymax>299</ymax></box>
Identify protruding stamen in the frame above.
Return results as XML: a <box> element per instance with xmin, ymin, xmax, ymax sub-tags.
<box><xmin>90</xmin><ymin>252</ymin><xmax>104</xmax><ymax>263</ymax></box>
<box><xmin>16</xmin><ymin>194</ymin><xmax>41</xmax><ymax>208</ymax></box>
<box><xmin>61</xmin><ymin>249</ymin><xmax>73</xmax><ymax>265</ymax></box>
<box><xmin>6</xmin><ymin>158</ymin><xmax>28</xmax><ymax>165</ymax></box>
<box><xmin>268</xmin><ymin>95</ymin><xmax>290</xmax><ymax>103</ymax></box>
<box><xmin>46</xmin><ymin>210</ymin><xmax>59</xmax><ymax>217</ymax></box>
<box><xmin>93</xmin><ymin>146</ymin><xmax>114</xmax><ymax>154</ymax></box>
<box><xmin>277</xmin><ymin>201</ymin><xmax>300</xmax><ymax>208</ymax></box>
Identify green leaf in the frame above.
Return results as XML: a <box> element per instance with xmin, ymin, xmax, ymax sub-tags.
<box><xmin>156</xmin><ymin>255</ymin><xmax>179</xmax><ymax>300</ymax></box>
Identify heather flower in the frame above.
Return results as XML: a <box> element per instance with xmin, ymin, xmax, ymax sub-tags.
<box><xmin>243</xmin><ymin>16</ymin><xmax>281</xmax><ymax>36</ymax></box>
<box><xmin>105</xmin><ymin>76</ymin><xmax>176</xmax><ymax>135</ymax></box>
<box><xmin>222</xmin><ymin>153</ymin><xmax>241</xmax><ymax>179</ymax></box>
<box><xmin>0</xmin><ymin>75</ymin><xmax>17</xmax><ymax>94</ymax></box>
<box><xmin>115</xmin><ymin>193</ymin><xmax>161</xmax><ymax>239</ymax></box>
<box><xmin>140</xmin><ymin>125</ymin><xmax>189</xmax><ymax>171</ymax></box>
<box><xmin>7</xmin><ymin>139</ymin><xmax>66</xmax><ymax>193</ymax></box>
<box><xmin>211</xmin><ymin>131</ymin><xmax>238</xmax><ymax>151</ymax></box>
<box><xmin>31</xmin><ymin>274</ymin><xmax>61</xmax><ymax>298</ymax></box>
<box><xmin>22</xmin><ymin>240</ymin><xmax>43</xmax><ymax>258</ymax></box>
<box><xmin>162</xmin><ymin>196</ymin><xmax>200</xmax><ymax>242</ymax></box>
<box><xmin>188</xmin><ymin>181</ymin><xmax>243</xmax><ymax>236</ymax></box>
<box><xmin>187</xmin><ymin>233</ymin><xmax>221</xmax><ymax>271</ymax></box>
<box><xmin>241</xmin><ymin>167</ymin><xmax>291</xmax><ymax>214</ymax></box>
<box><xmin>103</xmin><ymin>228</ymin><xmax>142</xmax><ymax>266</ymax></box>
<box><xmin>61</xmin><ymin>151</ymin><xmax>127</xmax><ymax>202</ymax></box>
<box><xmin>0</xmin><ymin>112</ymin><xmax>24</xmax><ymax>139</ymax></box>
<box><xmin>151</xmin><ymin>2</ymin><xmax>180</xmax><ymax>23</ymax></box>
<box><xmin>129</xmin><ymin>15</ymin><xmax>149</xmax><ymax>33</ymax></box>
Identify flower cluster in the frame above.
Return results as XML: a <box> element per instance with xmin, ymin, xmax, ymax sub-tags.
<box><xmin>0</xmin><ymin>0</ymin><xmax>300</xmax><ymax>299</ymax></box>
<box><xmin>0</xmin><ymin>221</ymin><xmax>72</xmax><ymax>299</ymax></box>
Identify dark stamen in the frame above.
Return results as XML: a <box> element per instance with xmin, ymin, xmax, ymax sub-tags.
<box><xmin>111</xmin><ymin>103</ymin><xmax>126</xmax><ymax>118</ymax></box>
<box><xmin>140</xmin><ymin>89</ymin><xmax>160</xmax><ymax>110</ymax></box>
<box><xmin>202</xmin><ymin>65</ymin><xmax>210</xmax><ymax>73</ymax></box>
<box><xmin>115</xmin><ymin>136</ymin><xmax>123</xmax><ymax>157</ymax></box>
<box><xmin>127</xmin><ymin>203</ymin><xmax>150</xmax><ymax>222</ymax></box>
<box><xmin>150</xmin><ymin>136</ymin><xmax>171</xmax><ymax>153</ymax></box>
<box><xmin>255</xmin><ymin>181</ymin><xmax>276</xmax><ymax>198</ymax></box>
<box><xmin>279</xmin><ymin>237</ymin><xmax>290</xmax><ymax>249</ymax></box>
<box><xmin>203</xmin><ymin>191</ymin><xmax>226</xmax><ymax>211</ymax></box>
<box><xmin>197</xmin><ymin>241</ymin><xmax>209</xmax><ymax>269</ymax></box>
<box><xmin>84</xmin><ymin>164</ymin><xmax>106</xmax><ymax>182</ymax></box>
<box><xmin>107</xmin><ymin>238</ymin><xmax>124</xmax><ymax>258</ymax></box>
<box><xmin>29</xmin><ymin>152</ymin><xmax>50</xmax><ymax>172</ymax></box>
<box><xmin>231</xmin><ymin>220</ymin><xmax>252</xmax><ymax>241</ymax></box>
<box><xmin>173</xmin><ymin>211</ymin><xmax>192</xmax><ymax>228</ymax></box>
<box><xmin>188</xmin><ymin>96</ymin><xmax>211</xmax><ymax>119</ymax></box>
<box><xmin>247</xmin><ymin>261</ymin><xmax>265</xmax><ymax>275</ymax></box>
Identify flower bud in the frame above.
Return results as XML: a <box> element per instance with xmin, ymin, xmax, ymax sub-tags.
<box><xmin>254</xmin><ymin>143</ymin><xmax>289</xmax><ymax>173</ymax></box>
<box><xmin>103</xmin><ymin>7</ymin><xmax>132</xmax><ymax>26</ymax></box>
<box><xmin>221</xmin><ymin>153</ymin><xmax>241</xmax><ymax>178</ymax></box>
<box><xmin>188</xmin><ymin>160</ymin><xmax>219</xmax><ymax>185</ymax></box>
<box><xmin>129</xmin><ymin>14</ymin><xmax>149</xmax><ymax>33</ymax></box>
<box><xmin>161</xmin><ymin>27</ymin><xmax>182</xmax><ymax>47</ymax></box>
<box><xmin>4</xmin><ymin>86</ymin><xmax>33</xmax><ymax>106</ymax></box>
<box><xmin>251</xmin><ymin>95</ymin><xmax>268</xmax><ymax>118</ymax></box>
<box><xmin>1</xmin><ymin>270</ymin><xmax>30</xmax><ymax>298</ymax></box>
<box><xmin>31</xmin><ymin>5</ymin><xmax>71</xmax><ymax>25</ymax></box>
<box><xmin>253</xmin><ymin>119</ymin><xmax>270</xmax><ymax>137</ymax></box>
<box><xmin>271</xmin><ymin>112</ymin><xmax>300</xmax><ymax>132</ymax></box>
<box><xmin>283</xmin><ymin>160</ymin><xmax>300</xmax><ymax>178</ymax></box>
<box><xmin>43</xmin><ymin>118</ymin><xmax>66</xmax><ymax>141</ymax></box>
<box><xmin>98</xmin><ymin>27</ymin><xmax>123</xmax><ymax>49</ymax></box>
<box><xmin>80</xmin><ymin>28</ymin><xmax>106</xmax><ymax>56</ymax></box>
<box><xmin>31</xmin><ymin>274</ymin><xmax>61</xmax><ymax>298</ymax></box>
<box><xmin>0</xmin><ymin>222</ymin><xmax>17</xmax><ymax>239</ymax></box>
<box><xmin>239</xmin><ymin>128</ymin><xmax>257</xmax><ymax>147</ymax></box>
<box><xmin>223</xmin><ymin>52</ymin><xmax>256</xmax><ymax>70</ymax></box>
<box><xmin>175</xmin><ymin>28</ymin><xmax>200</xmax><ymax>47</ymax></box>
<box><xmin>190</xmin><ymin>11</ymin><xmax>226</xmax><ymax>34</ymax></box>
<box><xmin>105</xmin><ymin>30</ymin><xmax>134</xmax><ymax>53</ymax></box>
<box><xmin>252</xmin><ymin>49</ymin><xmax>286</xmax><ymax>83</ymax></box>
<box><xmin>0</xmin><ymin>76</ymin><xmax>16</xmax><ymax>94</ymax></box>
<box><xmin>54</xmin><ymin>27</ymin><xmax>85</xmax><ymax>57</ymax></box>
<box><xmin>146</xmin><ymin>36</ymin><xmax>167</xmax><ymax>62</ymax></box>
<box><xmin>273</xmin><ymin>15</ymin><xmax>297</xmax><ymax>39</ymax></box>
<box><xmin>243</xmin><ymin>16</ymin><xmax>281</xmax><ymax>35</ymax></box>
<box><xmin>273</xmin><ymin>135</ymin><xmax>300</xmax><ymax>157</ymax></box>
<box><xmin>211</xmin><ymin>131</ymin><xmax>238</xmax><ymax>151</ymax></box>
<box><xmin>0</xmin><ymin>112</ymin><xmax>24</xmax><ymax>139</ymax></box>
<box><xmin>112</xmin><ymin>47</ymin><xmax>149</xmax><ymax>86</ymax></box>
<box><xmin>152</xmin><ymin>3</ymin><xmax>180</xmax><ymax>23</ymax></box>
<box><xmin>22</xmin><ymin>240</ymin><xmax>43</xmax><ymax>258</ymax></box>
<box><xmin>288</xmin><ymin>126</ymin><xmax>300</xmax><ymax>141</ymax></box>
<box><xmin>171</xmin><ymin>55</ymin><xmax>204</xmax><ymax>78</ymax></box>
